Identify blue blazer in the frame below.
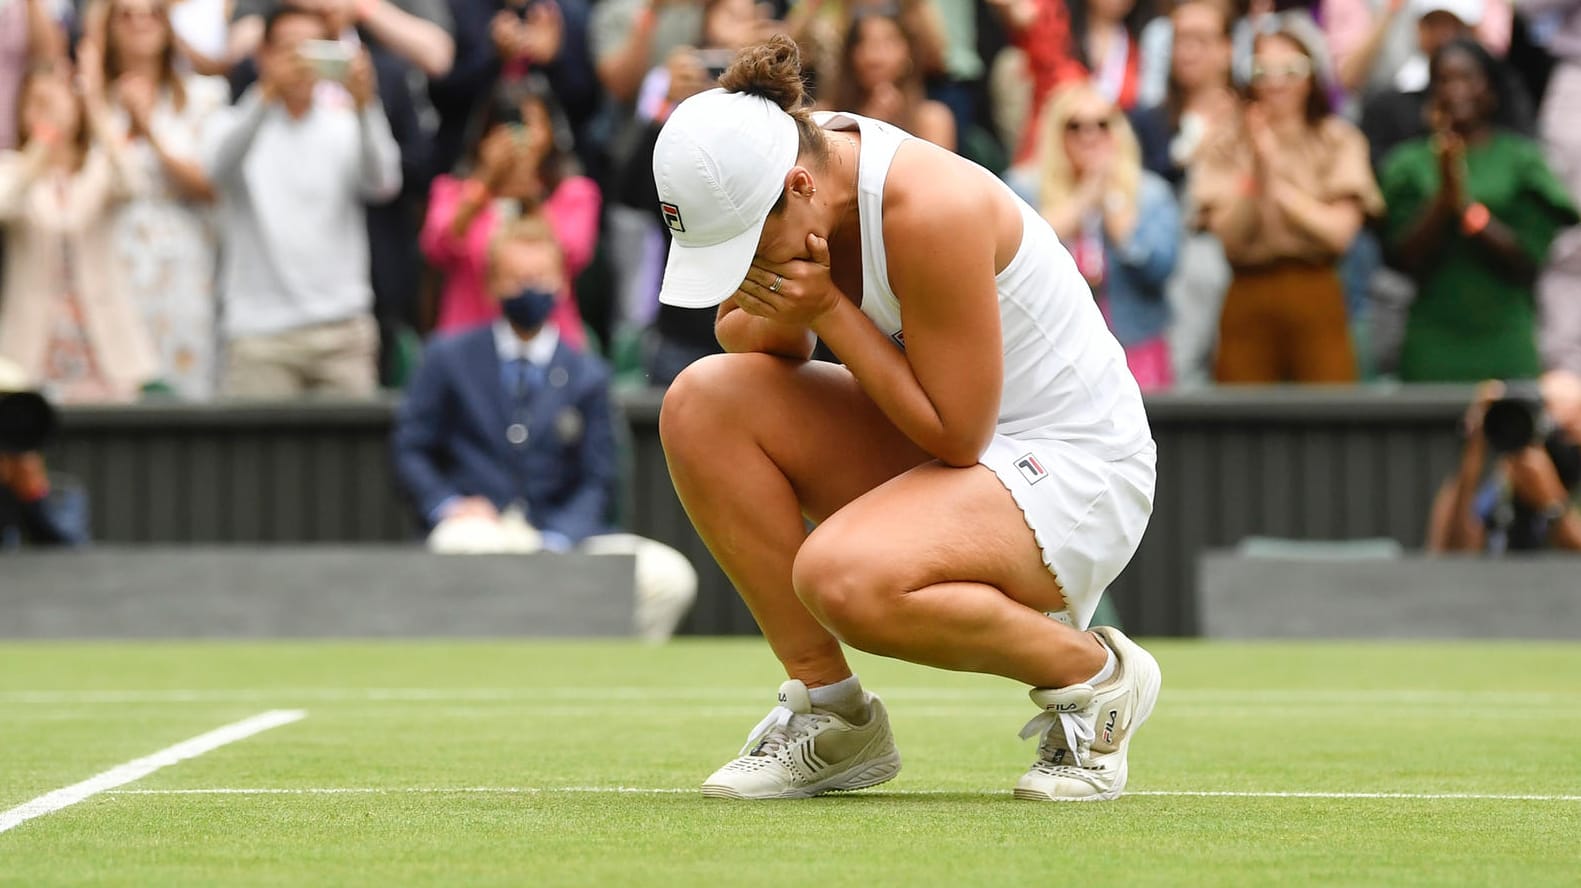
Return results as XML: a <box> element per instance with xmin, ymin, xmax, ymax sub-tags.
<box><xmin>392</xmin><ymin>325</ymin><xmax>618</xmax><ymax>544</ymax></box>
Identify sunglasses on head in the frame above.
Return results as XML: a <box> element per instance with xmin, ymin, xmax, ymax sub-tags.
<box><xmin>1065</xmin><ymin>117</ymin><xmax>1113</xmax><ymax>135</ymax></box>
<box><xmin>1251</xmin><ymin>58</ymin><xmax>1312</xmax><ymax>83</ymax></box>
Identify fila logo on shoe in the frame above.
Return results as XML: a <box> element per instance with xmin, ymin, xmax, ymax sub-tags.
<box><xmin>1102</xmin><ymin>709</ymin><xmax>1118</xmax><ymax>744</ymax></box>
<box><xmin>1053</xmin><ymin>701</ymin><xmax>1081</xmax><ymax>713</ymax></box>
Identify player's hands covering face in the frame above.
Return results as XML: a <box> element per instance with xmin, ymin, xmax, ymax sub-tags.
<box><xmin>736</xmin><ymin>233</ymin><xmax>840</xmax><ymax>327</ymax></box>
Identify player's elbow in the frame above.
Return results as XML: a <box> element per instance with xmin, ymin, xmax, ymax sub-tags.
<box><xmin>932</xmin><ymin>434</ymin><xmax>988</xmax><ymax>469</ymax></box>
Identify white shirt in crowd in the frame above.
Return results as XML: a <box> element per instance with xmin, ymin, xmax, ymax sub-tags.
<box><xmin>201</xmin><ymin>84</ymin><xmax>401</xmax><ymax>339</ymax></box>
<box><xmin>493</xmin><ymin>319</ymin><xmax>559</xmax><ymax>368</ymax></box>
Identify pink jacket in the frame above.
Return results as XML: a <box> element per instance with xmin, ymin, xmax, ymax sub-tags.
<box><xmin>421</xmin><ymin>174</ymin><xmax>601</xmax><ymax>348</ymax></box>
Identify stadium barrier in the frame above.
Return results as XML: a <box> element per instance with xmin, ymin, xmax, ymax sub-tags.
<box><xmin>1199</xmin><ymin>552</ymin><xmax>1581</xmax><ymax>638</ymax></box>
<box><xmin>3</xmin><ymin>547</ymin><xmax>636</xmax><ymax>638</ymax></box>
<box><xmin>46</xmin><ymin>385</ymin><xmax>1479</xmax><ymax>636</ymax></box>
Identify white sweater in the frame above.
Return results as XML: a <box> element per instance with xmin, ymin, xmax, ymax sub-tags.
<box><xmin>202</xmin><ymin>85</ymin><xmax>401</xmax><ymax>337</ymax></box>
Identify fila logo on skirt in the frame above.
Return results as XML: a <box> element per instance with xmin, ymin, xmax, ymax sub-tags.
<box><xmin>1015</xmin><ymin>453</ymin><xmax>1048</xmax><ymax>485</ymax></box>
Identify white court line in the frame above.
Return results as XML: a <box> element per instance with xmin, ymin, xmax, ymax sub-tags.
<box><xmin>15</xmin><ymin>705</ymin><xmax>1555</xmax><ymax>722</ymax></box>
<box><xmin>0</xmin><ymin>710</ymin><xmax>305</xmax><ymax>835</ymax></box>
<box><xmin>3</xmin><ymin>688</ymin><xmax>1577</xmax><ymax>705</ymax></box>
<box><xmin>101</xmin><ymin>786</ymin><xmax>1581</xmax><ymax>802</ymax></box>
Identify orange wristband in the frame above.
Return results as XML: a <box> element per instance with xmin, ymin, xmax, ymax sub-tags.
<box><xmin>1461</xmin><ymin>202</ymin><xmax>1491</xmax><ymax>237</ymax></box>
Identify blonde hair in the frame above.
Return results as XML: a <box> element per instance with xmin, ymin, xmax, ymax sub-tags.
<box><xmin>1035</xmin><ymin>83</ymin><xmax>1141</xmax><ymax>215</ymax></box>
<box><xmin>487</xmin><ymin>214</ymin><xmax>564</xmax><ymax>273</ymax></box>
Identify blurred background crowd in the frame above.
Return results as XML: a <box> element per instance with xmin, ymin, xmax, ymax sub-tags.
<box><xmin>4</xmin><ymin>0</ymin><xmax>1581</xmax><ymax>400</ymax></box>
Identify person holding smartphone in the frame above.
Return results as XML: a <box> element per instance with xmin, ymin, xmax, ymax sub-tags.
<box><xmin>609</xmin><ymin>0</ymin><xmax>775</xmax><ymax>383</ymax></box>
<box><xmin>201</xmin><ymin>5</ymin><xmax>402</xmax><ymax>397</ymax></box>
<box><xmin>421</xmin><ymin>76</ymin><xmax>600</xmax><ymax>343</ymax></box>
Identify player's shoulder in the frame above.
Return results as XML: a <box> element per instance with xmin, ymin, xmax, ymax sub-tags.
<box><xmin>881</xmin><ymin>140</ymin><xmax>995</xmax><ymax>239</ymax></box>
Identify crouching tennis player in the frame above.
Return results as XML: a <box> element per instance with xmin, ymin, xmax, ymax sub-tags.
<box><xmin>655</xmin><ymin>35</ymin><xmax>1161</xmax><ymax>801</ymax></box>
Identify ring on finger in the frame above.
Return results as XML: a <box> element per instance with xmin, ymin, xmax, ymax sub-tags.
<box><xmin>769</xmin><ymin>274</ymin><xmax>784</xmax><ymax>293</ymax></box>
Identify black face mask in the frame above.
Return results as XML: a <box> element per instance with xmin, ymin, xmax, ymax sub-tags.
<box><xmin>500</xmin><ymin>286</ymin><xmax>557</xmax><ymax>330</ymax></box>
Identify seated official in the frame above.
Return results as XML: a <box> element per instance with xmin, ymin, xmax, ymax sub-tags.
<box><xmin>1428</xmin><ymin>372</ymin><xmax>1581</xmax><ymax>553</ymax></box>
<box><xmin>392</xmin><ymin>216</ymin><xmax>697</xmax><ymax>640</ymax></box>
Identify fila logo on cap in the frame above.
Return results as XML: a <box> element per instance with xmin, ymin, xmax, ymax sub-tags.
<box><xmin>1015</xmin><ymin>453</ymin><xmax>1048</xmax><ymax>485</ymax></box>
<box><xmin>660</xmin><ymin>201</ymin><xmax>686</xmax><ymax>233</ymax></box>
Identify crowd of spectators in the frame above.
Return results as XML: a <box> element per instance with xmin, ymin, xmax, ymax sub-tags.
<box><xmin>3</xmin><ymin>0</ymin><xmax>1581</xmax><ymax>402</ymax></box>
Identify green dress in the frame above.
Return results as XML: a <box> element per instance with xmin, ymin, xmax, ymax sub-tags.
<box><xmin>1381</xmin><ymin>131</ymin><xmax>1580</xmax><ymax>382</ymax></box>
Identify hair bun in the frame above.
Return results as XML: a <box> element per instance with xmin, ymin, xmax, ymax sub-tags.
<box><xmin>718</xmin><ymin>35</ymin><xmax>807</xmax><ymax>113</ymax></box>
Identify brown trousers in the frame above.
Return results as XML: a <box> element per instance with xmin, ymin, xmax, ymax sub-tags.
<box><xmin>1215</xmin><ymin>264</ymin><xmax>1357</xmax><ymax>384</ymax></box>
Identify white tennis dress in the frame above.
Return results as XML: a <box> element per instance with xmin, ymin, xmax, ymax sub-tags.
<box><xmin>816</xmin><ymin>111</ymin><xmax>1156</xmax><ymax>629</ymax></box>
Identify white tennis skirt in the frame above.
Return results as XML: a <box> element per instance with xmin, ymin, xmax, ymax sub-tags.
<box><xmin>979</xmin><ymin>435</ymin><xmax>1157</xmax><ymax>630</ymax></box>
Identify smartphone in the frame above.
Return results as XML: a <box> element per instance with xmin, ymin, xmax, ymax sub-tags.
<box><xmin>695</xmin><ymin>48</ymin><xmax>734</xmax><ymax>82</ymax></box>
<box><xmin>299</xmin><ymin>40</ymin><xmax>353</xmax><ymax>82</ymax></box>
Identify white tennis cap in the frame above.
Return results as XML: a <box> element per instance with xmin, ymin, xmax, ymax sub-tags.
<box><xmin>654</xmin><ymin>88</ymin><xmax>800</xmax><ymax>309</ymax></box>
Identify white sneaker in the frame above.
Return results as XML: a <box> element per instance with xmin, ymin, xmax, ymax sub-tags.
<box><xmin>1013</xmin><ymin>626</ymin><xmax>1162</xmax><ymax>802</ymax></box>
<box><xmin>701</xmin><ymin>680</ymin><xmax>901</xmax><ymax>799</ymax></box>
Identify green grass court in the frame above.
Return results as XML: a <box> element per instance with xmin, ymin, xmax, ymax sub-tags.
<box><xmin>1</xmin><ymin>640</ymin><xmax>1577</xmax><ymax>886</ymax></box>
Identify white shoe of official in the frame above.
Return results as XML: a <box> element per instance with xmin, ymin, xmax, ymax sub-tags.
<box><xmin>701</xmin><ymin>680</ymin><xmax>901</xmax><ymax>799</ymax></box>
<box><xmin>1013</xmin><ymin>626</ymin><xmax>1162</xmax><ymax>802</ymax></box>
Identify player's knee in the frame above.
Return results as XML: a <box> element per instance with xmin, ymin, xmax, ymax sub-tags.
<box><xmin>660</xmin><ymin>354</ymin><xmax>766</xmax><ymax>456</ymax></box>
<box><xmin>792</xmin><ymin>536</ymin><xmax>891</xmax><ymax>648</ymax></box>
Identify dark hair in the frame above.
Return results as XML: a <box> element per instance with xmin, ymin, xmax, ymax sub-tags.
<box><xmin>262</xmin><ymin>5</ymin><xmax>327</xmax><ymax>44</ymax></box>
<box><xmin>103</xmin><ymin>0</ymin><xmax>186</xmax><ymax>113</ymax></box>
<box><xmin>1429</xmin><ymin>37</ymin><xmax>1525</xmax><ymax>131</ymax></box>
<box><xmin>463</xmin><ymin>74</ymin><xmax>578</xmax><ymax>191</ymax></box>
<box><xmin>831</xmin><ymin>8</ymin><xmax>928</xmax><ymax>130</ymax></box>
<box><xmin>1252</xmin><ymin>29</ymin><xmax>1331</xmax><ymax>125</ymax></box>
<box><xmin>719</xmin><ymin>35</ymin><xmax>830</xmax><ymax>170</ymax></box>
<box><xmin>1065</xmin><ymin>0</ymin><xmax>1154</xmax><ymax>71</ymax></box>
<box><xmin>1163</xmin><ymin>0</ymin><xmax>1233</xmax><ymax>131</ymax></box>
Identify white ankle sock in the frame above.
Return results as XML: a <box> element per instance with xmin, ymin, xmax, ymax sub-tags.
<box><xmin>808</xmin><ymin>675</ymin><xmax>868</xmax><ymax>721</ymax></box>
<box><xmin>1086</xmin><ymin>643</ymin><xmax>1117</xmax><ymax>687</ymax></box>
